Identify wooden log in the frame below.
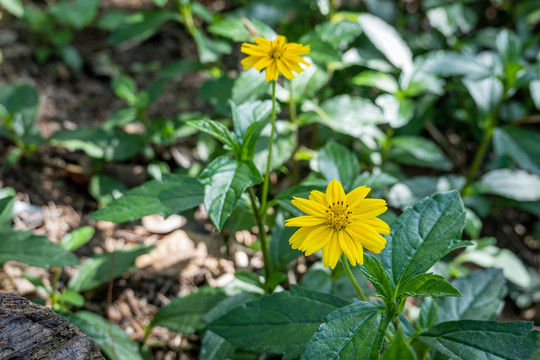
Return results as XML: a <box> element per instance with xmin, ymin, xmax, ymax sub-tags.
<box><xmin>0</xmin><ymin>292</ymin><xmax>104</xmax><ymax>360</ymax></box>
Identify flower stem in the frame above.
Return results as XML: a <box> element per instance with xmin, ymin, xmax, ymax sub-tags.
<box><xmin>248</xmin><ymin>187</ymin><xmax>272</xmax><ymax>287</ymax></box>
<box><xmin>260</xmin><ymin>81</ymin><xmax>277</xmax><ymax>216</ymax></box>
<box><xmin>463</xmin><ymin>114</ymin><xmax>496</xmax><ymax>192</ymax></box>
<box><xmin>340</xmin><ymin>254</ymin><xmax>367</xmax><ymax>301</ymax></box>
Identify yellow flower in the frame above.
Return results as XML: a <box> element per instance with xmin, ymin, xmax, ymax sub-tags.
<box><xmin>240</xmin><ymin>35</ymin><xmax>310</xmax><ymax>82</ymax></box>
<box><xmin>285</xmin><ymin>179</ymin><xmax>390</xmax><ymax>269</ymax></box>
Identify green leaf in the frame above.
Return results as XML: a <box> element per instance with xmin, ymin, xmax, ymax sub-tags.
<box><xmin>208</xmin><ymin>285</ymin><xmax>349</xmax><ymax>359</ymax></box>
<box><xmin>381</xmin><ymin>329</ymin><xmax>417</xmax><ymax>360</ymax></box>
<box><xmin>199</xmin><ymin>330</ymin><xmax>235</xmax><ymax>360</ymax></box>
<box><xmin>435</xmin><ymin>269</ymin><xmax>506</xmax><ymax>322</ymax></box>
<box><xmin>301</xmin><ymin>95</ymin><xmax>384</xmax><ymax>137</ymax></box>
<box><xmin>270</xmin><ymin>211</ymin><xmax>302</xmax><ymax>271</ymax></box>
<box><xmin>188</xmin><ymin>119</ymin><xmax>241</xmax><ymax>155</ymax></box>
<box><xmin>530</xmin><ymin>79</ymin><xmax>540</xmax><ymax>110</ymax></box>
<box><xmin>89</xmin><ymin>174</ymin><xmax>126</xmax><ymax>207</ymax></box>
<box><xmin>68</xmin><ymin>244</ymin><xmax>151</xmax><ymax>292</ymax></box>
<box><xmin>301</xmin><ymin>302</ymin><xmax>391</xmax><ymax>360</ymax></box>
<box><xmin>477</xmin><ymin>169</ymin><xmax>540</xmax><ymax>201</ymax></box>
<box><xmin>454</xmin><ymin>241</ymin><xmax>531</xmax><ymax>287</ymax></box>
<box><xmin>208</xmin><ymin>16</ymin><xmax>276</xmax><ymax>42</ymax></box>
<box><xmin>0</xmin><ymin>188</ymin><xmax>15</xmax><ymax>230</ymax></box>
<box><xmin>423</xmin><ymin>52</ymin><xmax>491</xmax><ymax>79</ymax></box>
<box><xmin>60</xmin><ymin>226</ymin><xmax>95</xmax><ymax>252</ymax></box>
<box><xmin>284</xmin><ymin>60</ymin><xmax>329</xmax><ymax>102</ymax></box>
<box><xmin>496</xmin><ymin>29</ymin><xmax>521</xmax><ymax>68</ymax></box>
<box><xmin>198</xmin><ymin>157</ymin><xmax>262</xmax><ymax>231</ymax></box>
<box><xmin>351</xmin><ymin>172</ymin><xmax>398</xmax><ymax>189</ymax></box>
<box><xmin>50</xmin><ymin>128</ymin><xmax>145</xmax><ymax>161</ymax></box>
<box><xmin>91</xmin><ymin>174</ymin><xmax>204</xmax><ymax>223</ymax></box>
<box><xmin>253</xmin><ymin>121</ymin><xmax>296</xmax><ymax>173</ymax></box>
<box><xmin>231</xmin><ymin>100</ymin><xmax>273</xmax><ymax>144</ymax></box>
<box><xmin>352</xmin><ymin>70</ymin><xmax>398</xmax><ymax>94</ymax></box>
<box><xmin>398</xmin><ymin>273</ymin><xmax>461</xmax><ymax>298</ymax></box>
<box><xmin>318</xmin><ymin>142</ymin><xmax>358</xmax><ymax>191</ymax></box>
<box><xmin>464</xmin><ymin>76</ymin><xmax>503</xmax><ymax>114</ymax></box>
<box><xmin>417</xmin><ymin>320</ymin><xmax>538</xmax><ymax>360</ymax></box>
<box><xmin>376</xmin><ymin>94</ymin><xmax>415</xmax><ymax>128</ymax></box>
<box><xmin>417</xmin><ymin>299</ymin><xmax>439</xmax><ymax>331</ymax></box>
<box><xmin>0</xmin><ymin>83</ymin><xmax>39</xmax><ymax>137</ymax></box>
<box><xmin>59</xmin><ymin>289</ymin><xmax>85</xmax><ymax>307</ymax></box>
<box><xmin>104</xmin><ymin>107</ymin><xmax>138</xmax><ymax>130</ymax></box>
<box><xmin>0</xmin><ymin>0</ymin><xmax>24</xmax><ymax>17</ymax></box>
<box><xmin>382</xmin><ymin>191</ymin><xmax>468</xmax><ymax>287</ymax></box>
<box><xmin>494</xmin><ymin>127</ymin><xmax>540</xmax><ymax>176</ymax></box>
<box><xmin>388</xmin><ymin>136</ymin><xmax>452</xmax><ymax>170</ymax></box>
<box><xmin>112</xmin><ymin>75</ymin><xmax>137</xmax><ymax>105</ymax></box>
<box><xmin>150</xmin><ymin>287</ymin><xmax>228</xmax><ymax>333</ymax></box>
<box><xmin>159</xmin><ymin>59</ymin><xmax>202</xmax><ymax>80</ymax></box>
<box><xmin>359</xmin><ymin>254</ymin><xmax>394</xmax><ymax>303</ymax></box>
<box><xmin>357</xmin><ymin>14</ymin><xmax>413</xmax><ymax>75</ymax></box>
<box><xmin>65</xmin><ymin>311</ymin><xmax>143</xmax><ymax>360</ymax></box>
<box><xmin>0</xmin><ymin>230</ymin><xmax>79</xmax><ymax>269</ymax></box>
<box><xmin>388</xmin><ymin>175</ymin><xmax>466</xmax><ymax>210</ymax></box>
<box><xmin>107</xmin><ymin>10</ymin><xmax>178</xmax><ymax>45</ymax></box>
<box><xmin>231</xmin><ymin>69</ymin><xmax>270</xmax><ymax>105</ymax></box>
<box><xmin>193</xmin><ymin>30</ymin><xmax>232</xmax><ymax>64</ymax></box>
<box><xmin>49</xmin><ymin>0</ymin><xmax>99</xmax><ymax>29</ymax></box>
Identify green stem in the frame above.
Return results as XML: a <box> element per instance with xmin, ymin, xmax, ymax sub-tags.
<box><xmin>380</xmin><ymin>126</ymin><xmax>394</xmax><ymax>167</ymax></box>
<box><xmin>463</xmin><ymin>114</ymin><xmax>496</xmax><ymax>192</ymax></box>
<box><xmin>340</xmin><ymin>254</ymin><xmax>366</xmax><ymax>301</ymax></box>
<box><xmin>50</xmin><ymin>267</ymin><xmax>61</xmax><ymax>309</ymax></box>
<box><xmin>260</xmin><ymin>81</ymin><xmax>277</xmax><ymax>215</ymax></box>
<box><xmin>248</xmin><ymin>188</ymin><xmax>272</xmax><ymax>288</ymax></box>
<box><xmin>177</xmin><ymin>0</ymin><xmax>196</xmax><ymax>37</ymax></box>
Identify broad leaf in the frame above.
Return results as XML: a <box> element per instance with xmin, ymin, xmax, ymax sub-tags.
<box><xmin>253</xmin><ymin>121</ymin><xmax>296</xmax><ymax>173</ymax></box>
<box><xmin>417</xmin><ymin>299</ymin><xmax>439</xmax><ymax>331</ymax></box>
<box><xmin>0</xmin><ymin>0</ymin><xmax>24</xmax><ymax>17</ymax></box>
<box><xmin>208</xmin><ymin>16</ymin><xmax>276</xmax><ymax>42</ymax></box>
<box><xmin>91</xmin><ymin>174</ymin><xmax>204</xmax><ymax>223</ymax></box>
<box><xmin>352</xmin><ymin>70</ymin><xmax>398</xmax><ymax>94</ymax></box>
<box><xmin>381</xmin><ymin>329</ymin><xmax>417</xmax><ymax>360</ymax></box>
<box><xmin>231</xmin><ymin>69</ymin><xmax>270</xmax><ymax>105</ymax></box>
<box><xmin>382</xmin><ymin>191</ymin><xmax>468</xmax><ymax>287</ymax></box>
<box><xmin>388</xmin><ymin>175</ymin><xmax>466</xmax><ymax>210</ymax></box>
<box><xmin>111</xmin><ymin>75</ymin><xmax>137</xmax><ymax>105</ymax></box>
<box><xmin>318</xmin><ymin>142</ymin><xmax>358</xmax><ymax>191</ymax></box>
<box><xmin>0</xmin><ymin>230</ymin><xmax>79</xmax><ymax>268</ymax></box>
<box><xmin>397</xmin><ymin>273</ymin><xmax>461</xmax><ymax>298</ymax></box>
<box><xmin>359</xmin><ymin>254</ymin><xmax>394</xmax><ymax>303</ymax></box>
<box><xmin>106</xmin><ymin>10</ymin><xmax>179</xmax><ymax>45</ymax></box>
<box><xmin>150</xmin><ymin>287</ymin><xmax>228</xmax><ymax>333</ymax></box>
<box><xmin>68</xmin><ymin>244</ymin><xmax>151</xmax><ymax>292</ymax></box>
<box><xmin>477</xmin><ymin>169</ymin><xmax>540</xmax><ymax>201</ymax></box>
<box><xmin>417</xmin><ymin>320</ymin><xmax>538</xmax><ymax>360</ymax></box>
<box><xmin>270</xmin><ymin>211</ymin><xmax>302</xmax><ymax>271</ymax></box>
<box><xmin>435</xmin><ymin>268</ymin><xmax>506</xmax><ymax>322</ymax></box>
<box><xmin>65</xmin><ymin>311</ymin><xmax>143</xmax><ymax>360</ymax></box>
<box><xmin>464</xmin><ymin>76</ymin><xmax>503</xmax><ymax>114</ymax></box>
<box><xmin>50</xmin><ymin>128</ymin><xmax>145</xmax><ymax>161</ymax></box>
<box><xmin>493</xmin><ymin>127</ymin><xmax>540</xmax><ymax>176</ymax></box>
<box><xmin>301</xmin><ymin>95</ymin><xmax>385</xmax><ymax>138</ymax></box>
<box><xmin>60</xmin><ymin>226</ymin><xmax>95</xmax><ymax>251</ymax></box>
<box><xmin>301</xmin><ymin>302</ymin><xmax>391</xmax><ymax>360</ymax></box>
<box><xmin>199</xmin><ymin>330</ymin><xmax>235</xmax><ymax>360</ymax></box>
<box><xmin>388</xmin><ymin>136</ymin><xmax>452</xmax><ymax>170</ymax></box>
<box><xmin>375</xmin><ymin>94</ymin><xmax>415</xmax><ymax>128</ymax></box>
<box><xmin>357</xmin><ymin>14</ymin><xmax>413</xmax><ymax>75</ymax></box>
<box><xmin>208</xmin><ymin>285</ymin><xmax>349</xmax><ymax>359</ymax></box>
<box><xmin>0</xmin><ymin>188</ymin><xmax>15</xmax><ymax>230</ymax></box>
<box><xmin>188</xmin><ymin>119</ymin><xmax>241</xmax><ymax>155</ymax></box>
<box><xmin>198</xmin><ymin>157</ymin><xmax>262</xmax><ymax>231</ymax></box>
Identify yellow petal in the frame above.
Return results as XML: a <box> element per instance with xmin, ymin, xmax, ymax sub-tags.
<box><xmin>288</xmin><ymin>226</ymin><xmax>313</xmax><ymax>249</ymax></box>
<box><xmin>300</xmin><ymin>225</ymin><xmax>333</xmax><ymax>255</ymax></box>
<box><xmin>308</xmin><ymin>190</ymin><xmax>327</xmax><ymax>205</ymax></box>
<box><xmin>345</xmin><ymin>223</ymin><xmax>387</xmax><ymax>253</ymax></box>
<box><xmin>276</xmin><ymin>59</ymin><xmax>294</xmax><ymax>79</ymax></box>
<box><xmin>253</xmin><ymin>37</ymin><xmax>272</xmax><ymax>50</ymax></box>
<box><xmin>346</xmin><ymin>186</ymin><xmax>370</xmax><ymax>208</ymax></box>
<box><xmin>291</xmin><ymin>197</ymin><xmax>327</xmax><ymax>216</ymax></box>
<box><xmin>361</xmin><ymin>217</ymin><xmax>391</xmax><ymax>235</ymax></box>
<box><xmin>339</xmin><ymin>230</ymin><xmax>364</xmax><ymax>266</ymax></box>
<box><xmin>253</xmin><ymin>56</ymin><xmax>272</xmax><ymax>71</ymax></box>
<box><xmin>241</xmin><ymin>44</ymin><xmax>268</xmax><ymax>56</ymax></box>
<box><xmin>322</xmin><ymin>232</ymin><xmax>342</xmax><ymax>269</ymax></box>
<box><xmin>266</xmin><ymin>61</ymin><xmax>278</xmax><ymax>82</ymax></box>
<box><xmin>281</xmin><ymin>56</ymin><xmax>305</xmax><ymax>74</ymax></box>
<box><xmin>241</xmin><ymin>55</ymin><xmax>263</xmax><ymax>70</ymax></box>
<box><xmin>326</xmin><ymin>179</ymin><xmax>346</xmax><ymax>204</ymax></box>
<box><xmin>285</xmin><ymin>215</ymin><xmax>325</xmax><ymax>227</ymax></box>
<box><xmin>353</xmin><ymin>199</ymin><xmax>387</xmax><ymax>217</ymax></box>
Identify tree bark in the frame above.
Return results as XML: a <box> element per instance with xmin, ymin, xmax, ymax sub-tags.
<box><xmin>0</xmin><ymin>292</ymin><xmax>104</xmax><ymax>360</ymax></box>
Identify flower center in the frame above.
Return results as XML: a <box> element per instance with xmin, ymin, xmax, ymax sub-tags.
<box><xmin>269</xmin><ymin>45</ymin><xmax>284</xmax><ymax>60</ymax></box>
<box><xmin>326</xmin><ymin>201</ymin><xmax>352</xmax><ymax>230</ymax></box>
